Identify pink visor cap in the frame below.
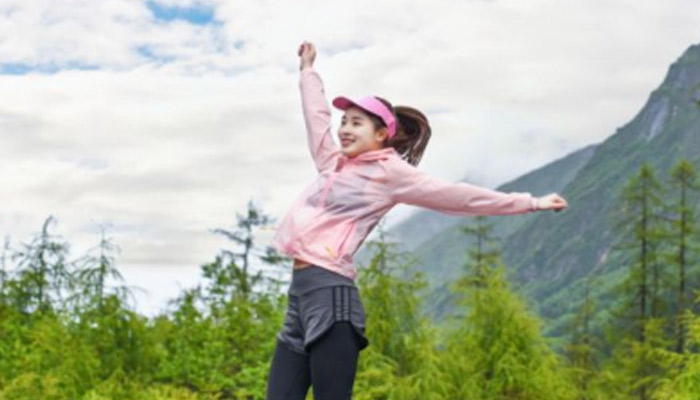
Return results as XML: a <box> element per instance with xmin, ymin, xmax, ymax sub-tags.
<box><xmin>332</xmin><ymin>96</ymin><xmax>397</xmax><ymax>139</ymax></box>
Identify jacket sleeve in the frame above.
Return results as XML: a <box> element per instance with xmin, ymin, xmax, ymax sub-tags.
<box><xmin>300</xmin><ymin>67</ymin><xmax>341</xmax><ymax>174</ymax></box>
<box><xmin>387</xmin><ymin>158</ymin><xmax>539</xmax><ymax>216</ymax></box>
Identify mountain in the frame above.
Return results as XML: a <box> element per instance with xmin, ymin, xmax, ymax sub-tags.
<box><xmin>356</xmin><ymin>43</ymin><xmax>700</xmax><ymax>341</ymax></box>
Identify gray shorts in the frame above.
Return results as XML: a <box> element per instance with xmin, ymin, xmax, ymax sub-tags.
<box><xmin>276</xmin><ymin>265</ymin><xmax>370</xmax><ymax>355</ymax></box>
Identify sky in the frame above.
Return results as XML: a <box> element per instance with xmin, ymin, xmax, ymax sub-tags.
<box><xmin>2</xmin><ymin>0</ymin><xmax>700</xmax><ymax>316</ymax></box>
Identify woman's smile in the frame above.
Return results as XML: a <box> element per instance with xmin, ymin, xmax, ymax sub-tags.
<box><xmin>340</xmin><ymin>138</ymin><xmax>354</xmax><ymax>147</ymax></box>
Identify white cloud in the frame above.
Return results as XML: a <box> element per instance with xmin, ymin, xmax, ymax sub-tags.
<box><xmin>1</xmin><ymin>0</ymin><xmax>700</xmax><ymax>315</ymax></box>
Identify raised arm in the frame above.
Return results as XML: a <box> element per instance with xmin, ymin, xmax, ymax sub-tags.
<box><xmin>298</xmin><ymin>42</ymin><xmax>340</xmax><ymax>174</ymax></box>
<box><xmin>386</xmin><ymin>157</ymin><xmax>539</xmax><ymax>216</ymax></box>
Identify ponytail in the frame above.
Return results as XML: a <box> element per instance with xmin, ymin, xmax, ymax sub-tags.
<box><xmin>371</xmin><ymin>97</ymin><xmax>432</xmax><ymax>167</ymax></box>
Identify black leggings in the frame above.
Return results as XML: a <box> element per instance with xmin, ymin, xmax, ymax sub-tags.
<box><xmin>265</xmin><ymin>321</ymin><xmax>362</xmax><ymax>400</ymax></box>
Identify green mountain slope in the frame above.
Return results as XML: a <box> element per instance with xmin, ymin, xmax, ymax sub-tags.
<box><xmin>358</xmin><ymin>43</ymin><xmax>700</xmax><ymax>344</ymax></box>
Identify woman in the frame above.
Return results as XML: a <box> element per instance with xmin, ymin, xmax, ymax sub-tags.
<box><xmin>265</xmin><ymin>41</ymin><xmax>568</xmax><ymax>400</ymax></box>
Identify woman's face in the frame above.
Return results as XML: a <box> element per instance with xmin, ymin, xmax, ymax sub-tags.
<box><xmin>337</xmin><ymin>107</ymin><xmax>387</xmax><ymax>158</ymax></box>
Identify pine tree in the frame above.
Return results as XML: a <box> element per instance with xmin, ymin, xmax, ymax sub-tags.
<box><xmin>207</xmin><ymin>199</ymin><xmax>286</xmax><ymax>303</ymax></box>
<box><xmin>564</xmin><ymin>276</ymin><xmax>602</xmax><ymax>400</ymax></box>
<box><xmin>666</xmin><ymin>159</ymin><xmax>700</xmax><ymax>353</ymax></box>
<box><xmin>442</xmin><ymin>216</ymin><xmax>574</xmax><ymax>400</ymax></box>
<box><xmin>0</xmin><ymin>219</ymin><xmax>159</xmax><ymax>400</ymax></box>
<box><xmin>613</xmin><ymin>164</ymin><xmax>669</xmax><ymax>332</ymax></box>
<box><xmin>354</xmin><ymin>221</ymin><xmax>448</xmax><ymax>400</ymax></box>
<box><xmin>7</xmin><ymin>215</ymin><xmax>71</xmax><ymax>314</ymax></box>
<box><xmin>602</xmin><ymin>163</ymin><xmax>673</xmax><ymax>400</ymax></box>
<box><xmin>157</xmin><ymin>199</ymin><xmax>285</xmax><ymax>399</ymax></box>
<box><xmin>458</xmin><ymin>215</ymin><xmax>501</xmax><ymax>286</ymax></box>
<box><xmin>653</xmin><ymin>297</ymin><xmax>700</xmax><ymax>399</ymax></box>
<box><xmin>67</xmin><ymin>224</ymin><xmax>134</xmax><ymax>315</ymax></box>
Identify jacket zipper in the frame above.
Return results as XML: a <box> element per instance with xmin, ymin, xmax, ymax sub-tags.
<box><xmin>320</xmin><ymin>170</ymin><xmax>342</xmax><ymax>259</ymax></box>
<box><xmin>320</xmin><ymin>171</ymin><xmax>340</xmax><ymax>207</ymax></box>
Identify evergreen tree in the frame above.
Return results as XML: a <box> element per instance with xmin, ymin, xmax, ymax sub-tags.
<box><xmin>458</xmin><ymin>215</ymin><xmax>501</xmax><ymax>285</ymax></box>
<box><xmin>602</xmin><ymin>163</ymin><xmax>673</xmax><ymax>400</ymax></box>
<box><xmin>610</xmin><ymin>163</ymin><xmax>669</xmax><ymax>334</ymax></box>
<box><xmin>67</xmin><ymin>224</ymin><xmax>135</xmax><ymax>315</ymax></box>
<box><xmin>7</xmin><ymin>215</ymin><xmax>71</xmax><ymax>314</ymax></box>
<box><xmin>666</xmin><ymin>159</ymin><xmax>700</xmax><ymax>353</ymax></box>
<box><xmin>653</xmin><ymin>301</ymin><xmax>700</xmax><ymax>399</ymax></box>
<box><xmin>156</xmin><ymin>199</ymin><xmax>285</xmax><ymax>399</ymax></box>
<box><xmin>441</xmin><ymin>216</ymin><xmax>574</xmax><ymax>400</ymax></box>
<box><xmin>354</xmin><ymin>221</ymin><xmax>448</xmax><ymax>400</ymax></box>
<box><xmin>564</xmin><ymin>276</ymin><xmax>602</xmax><ymax>400</ymax></box>
<box><xmin>0</xmin><ymin>219</ymin><xmax>161</xmax><ymax>400</ymax></box>
<box><xmin>207</xmin><ymin>199</ymin><xmax>286</xmax><ymax>303</ymax></box>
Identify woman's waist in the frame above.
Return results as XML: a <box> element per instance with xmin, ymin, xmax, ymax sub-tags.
<box><xmin>289</xmin><ymin>262</ymin><xmax>357</xmax><ymax>296</ymax></box>
<box><xmin>293</xmin><ymin>258</ymin><xmax>313</xmax><ymax>269</ymax></box>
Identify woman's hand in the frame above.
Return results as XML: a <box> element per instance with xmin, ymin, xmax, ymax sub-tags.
<box><xmin>298</xmin><ymin>41</ymin><xmax>316</xmax><ymax>71</ymax></box>
<box><xmin>537</xmin><ymin>193</ymin><xmax>568</xmax><ymax>212</ymax></box>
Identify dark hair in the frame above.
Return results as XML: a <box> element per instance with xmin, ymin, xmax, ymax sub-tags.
<box><xmin>363</xmin><ymin>96</ymin><xmax>431</xmax><ymax>167</ymax></box>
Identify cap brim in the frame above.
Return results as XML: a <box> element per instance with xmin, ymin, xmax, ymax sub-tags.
<box><xmin>332</xmin><ymin>96</ymin><xmax>357</xmax><ymax>110</ymax></box>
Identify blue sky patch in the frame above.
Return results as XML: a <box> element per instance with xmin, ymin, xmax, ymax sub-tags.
<box><xmin>0</xmin><ymin>63</ymin><xmax>33</xmax><ymax>75</ymax></box>
<box><xmin>136</xmin><ymin>45</ymin><xmax>177</xmax><ymax>64</ymax></box>
<box><xmin>0</xmin><ymin>62</ymin><xmax>99</xmax><ymax>75</ymax></box>
<box><xmin>146</xmin><ymin>1</ymin><xmax>216</xmax><ymax>25</ymax></box>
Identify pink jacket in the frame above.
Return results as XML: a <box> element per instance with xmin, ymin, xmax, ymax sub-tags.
<box><xmin>273</xmin><ymin>67</ymin><xmax>539</xmax><ymax>280</ymax></box>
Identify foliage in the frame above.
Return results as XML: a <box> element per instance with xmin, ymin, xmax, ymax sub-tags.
<box><xmin>2</xmin><ymin>155</ymin><xmax>700</xmax><ymax>400</ymax></box>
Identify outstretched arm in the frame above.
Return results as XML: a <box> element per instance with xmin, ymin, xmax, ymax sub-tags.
<box><xmin>298</xmin><ymin>41</ymin><xmax>341</xmax><ymax>174</ymax></box>
<box><xmin>387</xmin><ymin>157</ymin><xmax>540</xmax><ymax>216</ymax></box>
